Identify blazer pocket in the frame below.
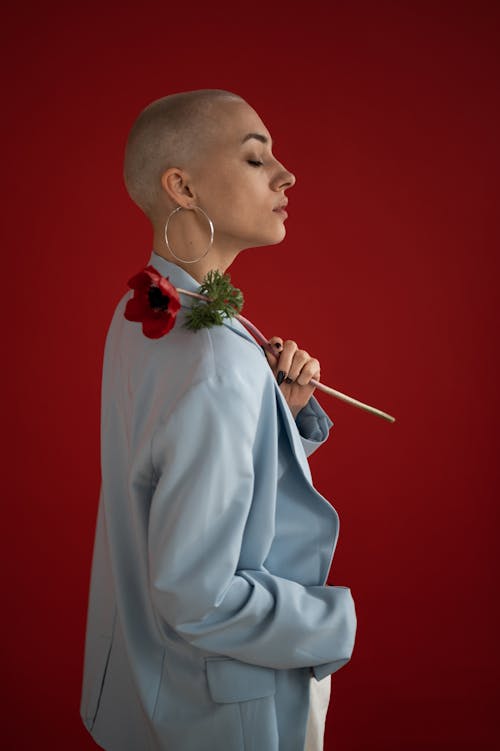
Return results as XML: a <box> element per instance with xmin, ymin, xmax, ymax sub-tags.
<box><xmin>205</xmin><ymin>656</ymin><xmax>276</xmax><ymax>704</ymax></box>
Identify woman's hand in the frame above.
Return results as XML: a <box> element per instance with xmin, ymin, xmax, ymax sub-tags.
<box><xmin>264</xmin><ymin>336</ymin><xmax>321</xmax><ymax>419</ymax></box>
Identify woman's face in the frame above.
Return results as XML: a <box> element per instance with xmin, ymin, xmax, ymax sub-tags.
<box><xmin>188</xmin><ymin>100</ymin><xmax>296</xmax><ymax>252</ymax></box>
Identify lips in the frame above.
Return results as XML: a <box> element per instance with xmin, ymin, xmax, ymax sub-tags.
<box><xmin>273</xmin><ymin>200</ymin><xmax>288</xmax><ymax>211</ymax></box>
<box><xmin>273</xmin><ymin>199</ymin><xmax>288</xmax><ymax>219</ymax></box>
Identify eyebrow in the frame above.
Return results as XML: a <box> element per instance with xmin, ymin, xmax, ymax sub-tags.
<box><xmin>241</xmin><ymin>132</ymin><xmax>273</xmax><ymax>147</ymax></box>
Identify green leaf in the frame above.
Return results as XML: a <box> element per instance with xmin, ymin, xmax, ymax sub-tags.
<box><xmin>183</xmin><ymin>269</ymin><xmax>244</xmax><ymax>332</ymax></box>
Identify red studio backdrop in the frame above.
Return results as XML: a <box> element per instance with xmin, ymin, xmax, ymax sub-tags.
<box><xmin>2</xmin><ymin>2</ymin><xmax>498</xmax><ymax>749</ymax></box>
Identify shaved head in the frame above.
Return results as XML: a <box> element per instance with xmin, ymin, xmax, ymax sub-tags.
<box><xmin>123</xmin><ymin>89</ymin><xmax>244</xmax><ymax>224</ymax></box>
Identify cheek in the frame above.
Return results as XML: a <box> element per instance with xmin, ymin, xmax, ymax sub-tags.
<box><xmin>199</xmin><ymin>168</ymin><xmax>269</xmax><ymax>226</ymax></box>
<box><xmin>207</xmin><ymin>176</ymin><xmax>241</xmax><ymax>212</ymax></box>
<box><xmin>210</xmin><ymin>187</ymin><xmax>255</xmax><ymax>222</ymax></box>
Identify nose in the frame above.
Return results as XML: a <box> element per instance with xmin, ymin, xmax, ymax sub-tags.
<box><xmin>283</xmin><ymin>169</ymin><xmax>296</xmax><ymax>188</ymax></box>
<box><xmin>276</xmin><ymin>165</ymin><xmax>296</xmax><ymax>190</ymax></box>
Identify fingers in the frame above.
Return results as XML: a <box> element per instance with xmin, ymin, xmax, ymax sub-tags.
<box><xmin>287</xmin><ymin>352</ymin><xmax>320</xmax><ymax>386</ymax></box>
<box><xmin>267</xmin><ymin>339</ymin><xmax>320</xmax><ymax>386</ymax></box>
<box><xmin>264</xmin><ymin>336</ymin><xmax>283</xmax><ymax>373</ymax></box>
<box><xmin>268</xmin><ymin>336</ymin><xmax>284</xmax><ymax>351</ymax></box>
<box><xmin>295</xmin><ymin>358</ymin><xmax>320</xmax><ymax>385</ymax></box>
<box><xmin>275</xmin><ymin>340</ymin><xmax>298</xmax><ymax>378</ymax></box>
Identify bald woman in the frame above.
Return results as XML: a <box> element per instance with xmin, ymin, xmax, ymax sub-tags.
<box><xmin>80</xmin><ymin>89</ymin><xmax>357</xmax><ymax>751</ymax></box>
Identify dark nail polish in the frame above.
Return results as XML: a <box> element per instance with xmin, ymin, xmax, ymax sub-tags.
<box><xmin>277</xmin><ymin>371</ymin><xmax>285</xmax><ymax>385</ymax></box>
<box><xmin>285</xmin><ymin>376</ymin><xmax>293</xmax><ymax>384</ymax></box>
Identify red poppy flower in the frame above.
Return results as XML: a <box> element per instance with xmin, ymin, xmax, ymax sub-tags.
<box><xmin>124</xmin><ymin>265</ymin><xmax>181</xmax><ymax>339</ymax></box>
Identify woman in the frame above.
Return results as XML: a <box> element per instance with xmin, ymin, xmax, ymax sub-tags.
<box><xmin>80</xmin><ymin>89</ymin><xmax>357</xmax><ymax>751</ymax></box>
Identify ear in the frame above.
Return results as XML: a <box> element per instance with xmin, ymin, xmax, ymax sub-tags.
<box><xmin>160</xmin><ymin>167</ymin><xmax>193</xmax><ymax>205</ymax></box>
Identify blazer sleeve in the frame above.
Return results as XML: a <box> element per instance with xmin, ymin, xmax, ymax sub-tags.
<box><xmin>149</xmin><ymin>373</ymin><xmax>356</xmax><ymax>673</ymax></box>
<box><xmin>295</xmin><ymin>395</ymin><xmax>334</xmax><ymax>458</ymax></box>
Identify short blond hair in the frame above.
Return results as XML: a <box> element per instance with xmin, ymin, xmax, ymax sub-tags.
<box><xmin>123</xmin><ymin>89</ymin><xmax>243</xmax><ymax>224</ymax></box>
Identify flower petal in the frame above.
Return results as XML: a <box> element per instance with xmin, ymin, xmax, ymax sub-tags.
<box><xmin>162</xmin><ymin>313</ymin><xmax>177</xmax><ymax>335</ymax></box>
<box><xmin>142</xmin><ymin>312</ymin><xmax>176</xmax><ymax>339</ymax></box>
<box><xmin>127</xmin><ymin>270</ymin><xmax>151</xmax><ymax>292</ymax></box>
<box><xmin>124</xmin><ymin>266</ymin><xmax>181</xmax><ymax>338</ymax></box>
<box><xmin>124</xmin><ymin>294</ymin><xmax>149</xmax><ymax>321</ymax></box>
<box><xmin>143</xmin><ymin>265</ymin><xmax>164</xmax><ymax>286</ymax></box>
<box><xmin>158</xmin><ymin>275</ymin><xmax>182</xmax><ymax>311</ymax></box>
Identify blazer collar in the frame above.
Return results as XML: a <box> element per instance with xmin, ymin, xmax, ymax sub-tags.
<box><xmin>148</xmin><ymin>251</ymin><xmax>265</xmax><ymax>354</ymax></box>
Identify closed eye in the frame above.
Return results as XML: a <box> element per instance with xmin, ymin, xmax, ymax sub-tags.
<box><xmin>247</xmin><ymin>160</ymin><xmax>264</xmax><ymax>167</ymax></box>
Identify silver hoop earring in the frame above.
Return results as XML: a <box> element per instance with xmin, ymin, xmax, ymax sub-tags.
<box><xmin>164</xmin><ymin>205</ymin><xmax>214</xmax><ymax>264</ymax></box>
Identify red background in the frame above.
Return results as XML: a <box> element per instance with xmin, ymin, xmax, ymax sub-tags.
<box><xmin>2</xmin><ymin>1</ymin><xmax>498</xmax><ymax>749</ymax></box>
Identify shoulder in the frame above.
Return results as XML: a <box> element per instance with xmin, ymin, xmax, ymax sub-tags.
<box><xmin>105</xmin><ymin>292</ymin><xmax>272</xmax><ymax>415</ymax></box>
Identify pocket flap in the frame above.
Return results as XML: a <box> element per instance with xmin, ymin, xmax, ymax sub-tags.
<box><xmin>205</xmin><ymin>657</ymin><xmax>276</xmax><ymax>703</ymax></box>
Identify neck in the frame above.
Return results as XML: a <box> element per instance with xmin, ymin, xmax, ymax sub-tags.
<box><xmin>151</xmin><ymin>233</ymin><xmax>240</xmax><ymax>284</ymax></box>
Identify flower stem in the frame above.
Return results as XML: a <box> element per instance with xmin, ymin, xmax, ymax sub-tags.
<box><xmin>176</xmin><ymin>287</ymin><xmax>396</xmax><ymax>423</ymax></box>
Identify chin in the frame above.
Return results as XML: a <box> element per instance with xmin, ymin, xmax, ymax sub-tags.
<box><xmin>261</xmin><ymin>222</ymin><xmax>287</xmax><ymax>245</ymax></box>
<box><xmin>268</xmin><ymin>226</ymin><xmax>287</xmax><ymax>245</ymax></box>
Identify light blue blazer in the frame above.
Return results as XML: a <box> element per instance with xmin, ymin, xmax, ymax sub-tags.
<box><xmin>80</xmin><ymin>251</ymin><xmax>357</xmax><ymax>751</ymax></box>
